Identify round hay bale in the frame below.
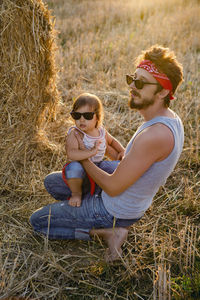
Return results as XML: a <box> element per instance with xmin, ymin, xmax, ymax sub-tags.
<box><xmin>0</xmin><ymin>0</ymin><xmax>60</xmax><ymax>196</ymax></box>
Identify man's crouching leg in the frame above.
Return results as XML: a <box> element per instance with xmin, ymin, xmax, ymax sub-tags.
<box><xmin>89</xmin><ymin>227</ymin><xmax>129</xmax><ymax>262</ymax></box>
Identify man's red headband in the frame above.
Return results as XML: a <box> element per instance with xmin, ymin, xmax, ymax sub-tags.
<box><xmin>137</xmin><ymin>60</ymin><xmax>174</xmax><ymax>100</ymax></box>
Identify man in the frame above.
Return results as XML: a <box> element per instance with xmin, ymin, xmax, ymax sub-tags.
<box><xmin>30</xmin><ymin>45</ymin><xmax>184</xmax><ymax>262</ymax></box>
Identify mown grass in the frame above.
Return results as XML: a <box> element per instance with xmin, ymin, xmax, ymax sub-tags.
<box><xmin>1</xmin><ymin>0</ymin><xmax>200</xmax><ymax>299</ymax></box>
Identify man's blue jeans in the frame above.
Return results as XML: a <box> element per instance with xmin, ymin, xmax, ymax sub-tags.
<box><xmin>30</xmin><ymin>161</ymin><xmax>140</xmax><ymax>240</ymax></box>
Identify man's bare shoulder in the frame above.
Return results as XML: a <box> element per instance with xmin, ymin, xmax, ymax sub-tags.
<box><xmin>132</xmin><ymin>123</ymin><xmax>174</xmax><ymax>161</ymax></box>
<box><xmin>139</xmin><ymin>123</ymin><xmax>174</xmax><ymax>143</ymax></box>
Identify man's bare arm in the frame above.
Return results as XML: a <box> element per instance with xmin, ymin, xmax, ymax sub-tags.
<box><xmin>81</xmin><ymin>124</ymin><xmax>174</xmax><ymax>196</ymax></box>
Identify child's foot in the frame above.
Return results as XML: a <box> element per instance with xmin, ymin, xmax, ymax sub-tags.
<box><xmin>68</xmin><ymin>194</ymin><xmax>82</xmax><ymax>207</ymax></box>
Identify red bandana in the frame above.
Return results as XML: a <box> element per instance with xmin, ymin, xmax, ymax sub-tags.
<box><xmin>137</xmin><ymin>60</ymin><xmax>174</xmax><ymax>100</ymax></box>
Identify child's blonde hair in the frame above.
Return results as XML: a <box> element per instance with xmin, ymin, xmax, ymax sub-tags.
<box><xmin>72</xmin><ymin>93</ymin><xmax>104</xmax><ymax>127</ymax></box>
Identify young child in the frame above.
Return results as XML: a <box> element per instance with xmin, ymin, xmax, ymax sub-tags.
<box><xmin>64</xmin><ymin>92</ymin><xmax>125</xmax><ymax>207</ymax></box>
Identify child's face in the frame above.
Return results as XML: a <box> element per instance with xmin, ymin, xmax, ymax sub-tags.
<box><xmin>74</xmin><ymin>105</ymin><xmax>98</xmax><ymax>134</ymax></box>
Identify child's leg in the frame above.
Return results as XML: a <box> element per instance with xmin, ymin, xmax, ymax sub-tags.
<box><xmin>64</xmin><ymin>161</ymin><xmax>85</xmax><ymax>207</ymax></box>
<box><xmin>67</xmin><ymin>178</ymin><xmax>82</xmax><ymax>207</ymax></box>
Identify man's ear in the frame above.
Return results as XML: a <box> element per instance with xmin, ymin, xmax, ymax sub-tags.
<box><xmin>158</xmin><ymin>88</ymin><xmax>170</xmax><ymax>99</ymax></box>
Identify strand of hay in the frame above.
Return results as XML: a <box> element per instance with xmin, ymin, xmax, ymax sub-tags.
<box><xmin>0</xmin><ymin>0</ymin><xmax>60</xmax><ymax>196</ymax></box>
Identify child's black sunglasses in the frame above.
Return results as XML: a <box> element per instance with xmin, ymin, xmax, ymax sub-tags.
<box><xmin>126</xmin><ymin>74</ymin><xmax>159</xmax><ymax>89</ymax></box>
<box><xmin>70</xmin><ymin>111</ymin><xmax>95</xmax><ymax>120</ymax></box>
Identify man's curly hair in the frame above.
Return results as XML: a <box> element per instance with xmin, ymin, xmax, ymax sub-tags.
<box><xmin>135</xmin><ymin>45</ymin><xmax>184</xmax><ymax>107</ymax></box>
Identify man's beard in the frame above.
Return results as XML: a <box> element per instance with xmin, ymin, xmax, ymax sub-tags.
<box><xmin>128</xmin><ymin>92</ymin><xmax>156</xmax><ymax>110</ymax></box>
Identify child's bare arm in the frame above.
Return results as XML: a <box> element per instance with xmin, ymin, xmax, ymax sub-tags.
<box><xmin>65</xmin><ymin>130</ymin><xmax>98</xmax><ymax>161</ymax></box>
<box><xmin>105</xmin><ymin>131</ymin><xmax>125</xmax><ymax>160</ymax></box>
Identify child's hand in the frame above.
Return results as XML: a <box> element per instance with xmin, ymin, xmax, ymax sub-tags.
<box><xmin>117</xmin><ymin>150</ymin><xmax>125</xmax><ymax>160</ymax></box>
<box><xmin>92</xmin><ymin>140</ymin><xmax>101</xmax><ymax>155</ymax></box>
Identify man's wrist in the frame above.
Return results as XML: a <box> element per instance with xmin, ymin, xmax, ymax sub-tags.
<box><xmin>80</xmin><ymin>157</ymin><xmax>88</xmax><ymax>163</ymax></box>
<box><xmin>81</xmin><ymin>158</ymin><xmax>90</xmax><ymax>165</ymax></box>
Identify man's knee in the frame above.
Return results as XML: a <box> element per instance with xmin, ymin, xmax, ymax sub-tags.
<box><xmin>99</xmin><ymin>160</ymin><xmax>119</xmax><ymax>174</ymax></box>
<box><xmin>44</xmin><ymin>172</ymin><xmax>69</xmax><ymax>200</ymax></box>
<box><xmin>44</xmin><ymin>173</ymin><xmax>55</xmax><ymax>193</ymax></box>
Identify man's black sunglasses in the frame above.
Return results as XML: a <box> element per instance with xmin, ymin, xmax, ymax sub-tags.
<box><xmin>70</xmin><ymin>111</ymin><xmax>96</xmax><ymax>120</ymax></box>
<box><xmin>126</xmin><ymin>74</ymin><xmax>159</xmax><ymax>89</ymax></box>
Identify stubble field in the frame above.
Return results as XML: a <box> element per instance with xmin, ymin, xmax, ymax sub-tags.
<box><xmin>1</xmin><ymin>0</ymin><xmax>200</xmax><ymax>299</ymax></box>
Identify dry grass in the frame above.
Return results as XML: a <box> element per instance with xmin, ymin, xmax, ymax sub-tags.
<box><xmin>1</xmin><ymin>0</ymin><xmax>200</xmax><ymax>299</ymax></box>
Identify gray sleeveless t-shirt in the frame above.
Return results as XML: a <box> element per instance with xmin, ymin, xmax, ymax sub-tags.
<box><xmin>102</xmin><ymin>115</ymin><xmax>184</xmax><ymax>219</ymax></box>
